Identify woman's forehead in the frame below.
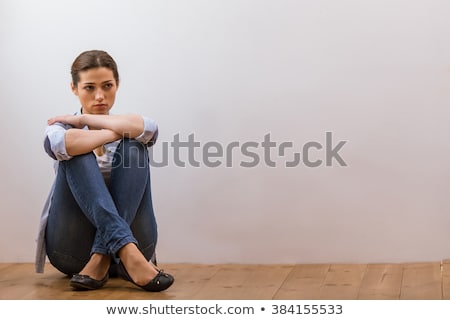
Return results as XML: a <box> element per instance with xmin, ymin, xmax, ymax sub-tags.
<box><xmin>78</xmin><ymin>67</ymin><xmax>115</xmax><ymax>83</ymax></box>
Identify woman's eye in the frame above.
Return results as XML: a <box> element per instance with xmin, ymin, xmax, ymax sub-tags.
<box><xmin>104</xmin><ymin>83</ymin><xmax>113</xmax><ymax>89</ymax></box>
<box><xmin>84</xmin><ymin>86</ymin><xmax>94</xmax><ymax>91</ymax></box>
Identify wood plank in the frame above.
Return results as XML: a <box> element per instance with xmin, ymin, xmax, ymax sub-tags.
<box><xmin>3</xmin><ymin>263</ymin><xmax>96</xmax><ymax>300</ymax></box>
<box><xmin>193</xmin><ymin>264</ymin><xmax>294</xmax><ymax>300</ymax></box>
<box><xmin>1</xmin><ymin>263</ymin><xmax>180</xmax><ymax>300</ymax></box>
<box><xmin>400</xmin><ymin>262</ymin><xmax>442</xmax><ymax>300</ymax></box>
<box><xmin>319</xmin><ymin>264</ymin><xmax>367</xmax><ymax>299</ymax></box>
<box><xmin>0</xmin><ymin>262</ymin><xmax>447</xmax><ymax>300</ymax></box>
<box><xmin>442</xmin><ymin>260</ymin><xmax>450</xmax><ymax>300</ymax></box>
<box><xmin>0</xmin><ymin>263</ymin><xmax>13</xmax><ymax>273</ymax></box>
<box><xmin>159</xmin><ymin>264</ymin><xmax>221</xmax><ymax>299</ymax></box>
<box><xmin>0</xmin><ymin>263</ymin><xmax>61</xmax><ymax>299</ymax></box>
<box><xmin>273</xmin><ymin>264</ymin><xmax>330</xmax><ymax>300</ymax></box>
<box><xmin>357</xmin><ymin>264</ymin><xmax>402</xmax><ymax>299</ymax></box>
<box><xmin>102</xmin><ymin>264</ymin><xmax>221</xmax><ymax>300</ymax></box>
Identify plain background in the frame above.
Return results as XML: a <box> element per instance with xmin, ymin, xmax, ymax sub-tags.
<box><xmin>2</xmin><ymin>0</ymin><xmax>450</xmax><ymax>265</ymax></box>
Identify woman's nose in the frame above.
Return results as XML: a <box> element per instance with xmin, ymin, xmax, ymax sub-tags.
<box><xmin>95</xmin><ymin>90</ymin><xmax>105</xmax><ymax>100</ymax></box>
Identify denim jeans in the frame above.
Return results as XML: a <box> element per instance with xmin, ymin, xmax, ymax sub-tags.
<box><xmin>45</xmin><ymin>139</ymin><xmax>158</xmax><ymax>276</ymax></box>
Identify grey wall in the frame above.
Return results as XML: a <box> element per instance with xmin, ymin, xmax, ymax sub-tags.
<box><xmin>2</xmin><ymin>0</ymin><xmax>450</xmax><ymax>264</ymax></box>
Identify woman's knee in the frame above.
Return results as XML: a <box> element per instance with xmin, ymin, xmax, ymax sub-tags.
<box><xmin>59</xmin><ymin>152</ymin><xmax>98</xmax><ymax>174</ymax></box>
<box><xmin>114</xmin><ymin>139</ymin><xmax>148</xmax><ymax>169</ymax></box>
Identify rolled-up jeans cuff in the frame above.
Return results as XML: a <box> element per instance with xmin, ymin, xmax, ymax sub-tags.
<box><xmin>90</xmin><ymin>247</ymin><xmax>109</xmax><ymax>256</ymax></box>
<box><xmin>110</xmin><ymin>237</ymin><xmax>138</xmax><ymax>264</ymax></box>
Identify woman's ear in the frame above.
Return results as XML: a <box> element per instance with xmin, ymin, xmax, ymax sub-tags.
<box><xmin>70</xmin><ymin>82</ymin><xmax>78</xmax><ymax>96</ymax></box>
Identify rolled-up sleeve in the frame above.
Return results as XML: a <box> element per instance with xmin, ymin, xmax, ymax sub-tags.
<box><xmin>44</xmin><ymin>123</ymin><xmax>73</xmax><ymax>161</ymax></box>
<box><xmin>135</xmin><ymin>116</ymin><xmax>158</xmax><ymax>146</ymax></box>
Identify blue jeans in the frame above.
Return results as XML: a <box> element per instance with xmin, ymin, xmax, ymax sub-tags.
<box><xmin>46</xmin><ymin>139</ymin><xmax>158</xmax><ymax>276</ymax></box>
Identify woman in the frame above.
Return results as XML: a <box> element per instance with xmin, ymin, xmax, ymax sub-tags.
<box><xmin>35</xmin><ymin>50</ymin><xmax>174</xmax><ymax>292</ymax></box>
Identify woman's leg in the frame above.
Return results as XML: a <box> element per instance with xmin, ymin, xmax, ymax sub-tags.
<box><xmin>109</xmin><ymin>139</ymin><xmax>168</xmax><ymax>287</ymax></box>
<box><xmin>46</xmin><ymin>152</ymin><xmax>137</xmax><ymax>276</ymax></box>
<box><xmin>45</xmin><ymin>160</ymin><xmax>96</xmax><ymax>276</ymax></box>
<box><xmin>46</xmin><ymin>141</ymin><xmax>169</xmax><ymax>290</ymax></box>
<box><xmin>109</xmin><ymin>139</ymin><xmax>158</xmax><ymax>261</ymax></box>
<box><xmin>130</xmin><ymin>181</ymin><xmax>158</xmax><ymax>262</ymax></box>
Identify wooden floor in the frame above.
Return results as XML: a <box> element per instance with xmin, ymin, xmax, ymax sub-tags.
<box><xmin>1</xmin><ymin>261</ymin><xmax>450</xmax><ymax>299</ymax></box>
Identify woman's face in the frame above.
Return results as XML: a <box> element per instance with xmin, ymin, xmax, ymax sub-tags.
<box><xmin>71</xmin><ymin>67</ymin><xmax>118</xmax><ymax>115</ymax></box>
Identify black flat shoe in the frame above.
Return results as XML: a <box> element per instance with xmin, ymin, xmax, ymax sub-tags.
<box><xmin>118</xmin><ymin>262</ymin><xmax>174</xmax><ymax>292</ymax></box>
<box><xmin>70</xmin><ymin>273</ymin><xmax>109</xmax><ymax>290</ymax></box>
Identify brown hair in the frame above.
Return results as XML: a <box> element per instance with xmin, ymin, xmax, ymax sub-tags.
<box><xmin>71</xmin><ymin>50</ymin><xmax>119</xmax><ymax>86</ymax></box>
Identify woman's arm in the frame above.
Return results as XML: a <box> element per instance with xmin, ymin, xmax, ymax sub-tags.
<box><xmin>47</xmin><ymin>113</ymin><xmax>145</xmax><ymax>138</ymax></box>
<box><xmin>65</xmin><ymin>128</ymin><xmax>121</xmax><ymax>156</ymax></box>
<box><xmin>46</xmin><ymin>113</ymin><xmax>156</xmax><ymax>158</ymax></box>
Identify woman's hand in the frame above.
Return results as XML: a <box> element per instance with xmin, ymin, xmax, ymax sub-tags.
<box><xmin>48</xmin><ymin>114</ymin><xmax>85</xmax><ymax>129</ymax></box>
